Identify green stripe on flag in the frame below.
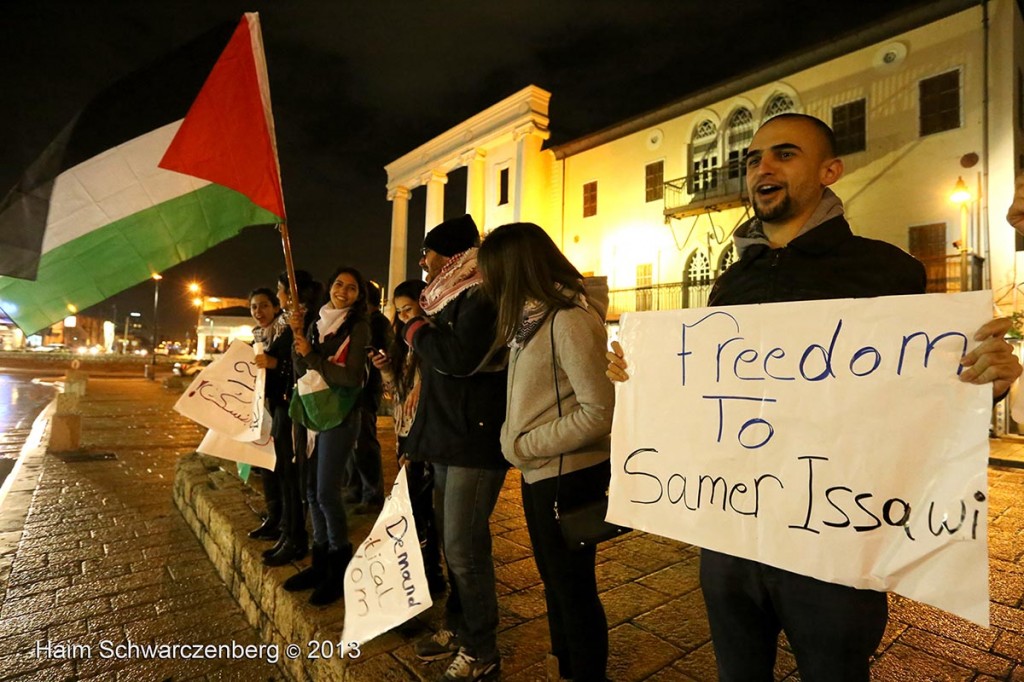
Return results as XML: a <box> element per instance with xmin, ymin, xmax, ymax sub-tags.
<box><xmin>0</xmin><ymin>184</ymin><xmax>278</xmax><ymax>334</ymax></box>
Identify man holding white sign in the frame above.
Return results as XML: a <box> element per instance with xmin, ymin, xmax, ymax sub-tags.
<box><xmin>607</xmin><ymin>114</ymin><xmax>1021</xmax><ymax>681</ymax></box>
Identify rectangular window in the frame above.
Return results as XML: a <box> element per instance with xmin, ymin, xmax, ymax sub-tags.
<box><xmin>726</xmin><ymin>148</ymin><xmax>747</xmax><ymax>180</ymax></box>
<box><xmin>908</xmin><ymin>223</ymin><xmax>949</xmax><ymax>293</ymax></box>
<box><xmin>645</xmin><ymin>161</ymin><xmax>664</xmax><ymax>202</ymax></box>
<box><xmin>583</xmin><ymin>181</ymin><xmax>597</xmax><ymax>217</ymax></box>
<box><xmin>832</xmin><ymin>99</ymin><xmax>866</xmax><ymax>155</ymax></box>
<box><xmin>497</xmin><ymin>167</ymin><xmax>509</xmax><ymax>205</ymax></box>
<box><xmin>636</xmin><ymin>263</ymin><xmax>652</xmax><ymax>287</ymax></box>
<box><xmin>919</xmin><ymin>69</ymin><xmax>961</xmax><ymax>136</ymax></box>
<box><xmin>635</xmin><ymin>263</ymin><xmax>653</xmax><ymax>312</ymax></box>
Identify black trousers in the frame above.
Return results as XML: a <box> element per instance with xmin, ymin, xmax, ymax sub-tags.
<box><xmin>520</xmin><ymin>461</ymin><xmax>610</xmax><ymax>682</ymax></box>
<box><xmin>271</xmin><ymin>404</ymin><xmax>305</xmax><ymax>542</ymax></box>
<box><xmin>345</xmin><ymin>405</ymin><xmax>384</xmax><ymax>503</ymax></box>
<box><xmin>700</xmin><ymin>549</ymin><xmax>888</xmax><ymax>682</ymax></box>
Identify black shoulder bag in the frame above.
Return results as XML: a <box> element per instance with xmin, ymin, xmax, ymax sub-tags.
<box><xmin>549</xmin><ymin>308</ymin><xmax>632</xmax><ymax>549</ymax></box>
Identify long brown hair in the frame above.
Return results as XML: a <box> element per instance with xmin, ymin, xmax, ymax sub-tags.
<box><xmin>477</xmin><ymin>222</ymin><xmax>584</xmax><ymax>350</ymax></box>
<box><xmin>388</xmin><ymin>279</ymin><xmax>426</xmax><ymax>395</ymax></box>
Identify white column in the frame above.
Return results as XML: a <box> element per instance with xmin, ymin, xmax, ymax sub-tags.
<box><xmin>196</xmin><ymin>331</ymin><xmax>207</xmax><ymax>360</ymax></box>
<box><xmin>423</xmin><ymin>170</ymin><xmax>448</xmax><ymax>236</ymax></box>
<box><xmin>386</xmin><ymin>186</ymin><xmax>411</xmax><ymax>315</ymax></box>
<box><xmin>462</xmin><ymin>149</ymin><xmax>487</xmax><ymax>231</ymax></box>
<box><xmin>512</xmin><ymin>123</ymin><xmax>551</xmax><ymax>226</ymax></box>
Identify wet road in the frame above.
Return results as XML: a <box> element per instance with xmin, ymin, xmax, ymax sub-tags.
<box><xmin>0</xmin><ymin>372</ymin><xmax>57</xmax><ymax>490</ymax></box>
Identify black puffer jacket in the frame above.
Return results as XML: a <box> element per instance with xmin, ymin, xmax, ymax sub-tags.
<box><xmin>710</xmin><ymin>216</ymin><xmax>926</xmax><ymax>306</ymax></box>
<box><xmin>405</xmin><ymin>286</ymin><xmax>508</xmax><ymax>469</ymax></box>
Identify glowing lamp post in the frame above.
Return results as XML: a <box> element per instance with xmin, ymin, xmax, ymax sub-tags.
<box><xmin>151</xmin><ymin>273</ymin><xmax>162</xmax><ymax>365</ymax></box>
<box><xmin>951</xmin><ymin>176</ymin><xmax>972</xmax><ymax>292</ymax></box>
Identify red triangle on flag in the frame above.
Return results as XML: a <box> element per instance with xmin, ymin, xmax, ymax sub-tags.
<box><xmin>159</xmin><ymin>14</ymin><xmax>286</xmax><ymax>221</ymax></box>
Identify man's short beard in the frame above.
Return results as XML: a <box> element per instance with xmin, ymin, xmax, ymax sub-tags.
<box><xmin>753</xmin><ymin>193</ymin><xmax>791</xmax><ymax>223</ymax></box>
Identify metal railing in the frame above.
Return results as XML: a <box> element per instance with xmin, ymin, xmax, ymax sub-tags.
<box><xmin>919</xmin><ymin>254</ymin><xmax>984</xmax><ymax>293</ymax></box>
<box><xmin>664</xmin><ymin>166</ymin><xmax>749</xmax><ymax>216</ymax></box>
<box><xmin>606</xmin><ymin>280</ymin><xmax>721</xmax><ymax>318</ymax></box>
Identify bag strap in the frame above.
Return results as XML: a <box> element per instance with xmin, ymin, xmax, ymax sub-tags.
<box><xmin>550</xmin><ymin>308</ymin><xmax>565</xmax><ymax>521</ymax></box>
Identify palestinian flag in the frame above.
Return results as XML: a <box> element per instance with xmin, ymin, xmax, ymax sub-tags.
<box><xmin>0</xmin><ymin>13</ymin><xmax>285</xmax><ymax>334</ymax></box>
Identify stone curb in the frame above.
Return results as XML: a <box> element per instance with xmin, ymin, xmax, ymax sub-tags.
<box><xmin>172</xmin><ymin>452</ymin><xmax>428</xmax><ymax>682</ymax></box>
<box><xmin>0</xmin><ymin>396</ymin><xmax>55</xmax><ymax>609</ymax></box>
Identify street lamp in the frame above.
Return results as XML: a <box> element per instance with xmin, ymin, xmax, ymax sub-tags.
<box><xmin>188</xmin><ymin>282</ymin><xmax>204</xmax><ymax>354</ymax></box>
<box><xmin>951</xmin><ymin>176</ymin><xmax>972</xmax><ymax>292</ymax></box>
<box><xmin>151</xmin><ymin>273</ymin><xmax>162</xmax><ymax>365</ymax></box>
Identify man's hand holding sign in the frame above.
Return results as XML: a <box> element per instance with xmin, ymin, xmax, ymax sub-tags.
<box><xmin>605</xmin><ymin>113</ymin><xmax>1022</xmax><ymax>681</ymax></box>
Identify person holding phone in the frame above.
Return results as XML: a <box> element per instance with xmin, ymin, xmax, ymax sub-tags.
<box><xmin>369</xmin><ymin>279</ymin><xmax>446</xmax><ymax>595</ymax></box>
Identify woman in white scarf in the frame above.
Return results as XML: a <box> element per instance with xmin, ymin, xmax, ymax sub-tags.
<box><xmin>284</xmin><ymin>266</ymin><xmax>372</xmax><ymax>607</ymax></box>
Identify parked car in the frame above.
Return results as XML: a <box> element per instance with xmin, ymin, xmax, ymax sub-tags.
<box><xmin>30</xmin><ymin>343</ymin><xmax>68</xmax><ymax>352</ymax></box>
<box><xmin>172</xmin><ymin>358</ymin><xmax>213</xmax><ymax>377</ymax></box>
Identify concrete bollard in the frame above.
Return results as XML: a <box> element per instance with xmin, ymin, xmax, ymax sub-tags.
<box><xmin>55</xmin><ymin>393</ymin><xmax>80</xmax><ymax>414</ymax></box>
<box><xmin>49</xmin><ymin>415</ymin><xmax>82</xmax><ymax>452</ymax></box>
<box><xmin>50</xmin><ymin>391</ymin><xmax>83</xmax><ymax>453</ymax></box>
<box><xmin>65</xmin><ymin>369</ymin><xmax>89</xmax><ymax>396</ymax></box>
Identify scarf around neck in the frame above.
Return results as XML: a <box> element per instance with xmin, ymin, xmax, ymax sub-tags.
<box><xmin>421</xmin><ymin>248</ymin><xmax>482</xmax><ymax>316</ymax></box>
<box><xmin>510</xmin><ymin>284</ymin><xmax>588</xmax><ymax>349</ymax></box>
<box><xmin>254</xmin><ymin>313</ymin><xmax>288</xmax><ymax>348</ymax></box>
<box><xmin>316</xmin><ymin>303</ymin><xmax>350</xmax><ymax>340</ymax></box>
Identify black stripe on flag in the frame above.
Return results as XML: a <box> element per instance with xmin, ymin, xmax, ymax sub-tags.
<box><xmin>0</xmin><ymin>20</ymin><xmax>235</xmax><ymax>280</ymax></box>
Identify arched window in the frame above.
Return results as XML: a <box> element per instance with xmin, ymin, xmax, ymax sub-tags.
<box><xmin>684</xmin><ymin>251</ymin><xmax>713</xmax><ymax>308</ymax></box>
<box><xmin>764</xmin><ymin>93</ymin><xmax>795</xmax><ymax>120</ymax></box>
<box><xmin>725</xmin><ymin>108</ymin><xmax>754</xmax><ymax>188</ymax></box>
<box><xmin>718</xmin><ymin>244</ymin><xmax>737</xmax><ymax>275</ymax></box>
<box><xmin>690</xmin><ymin>119</ymin><xmax>719</xmax><ymax>196</ymax></box>
<box><xmin>695</xmin><ymin>119</ymin><xmax>717</xmax><ymax>140</ymax></box>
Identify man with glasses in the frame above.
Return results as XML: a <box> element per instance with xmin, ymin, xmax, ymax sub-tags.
<box><xmin>403</xmin><ymin>215</ymin><xmax>508</xmax><ymax>682</ymax></box>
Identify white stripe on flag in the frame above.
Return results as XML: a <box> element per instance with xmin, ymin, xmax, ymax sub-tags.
<box><xmin>43</xmin><ymin>120</ymin><xmax>211</xmax><ymax>253</ymax></box>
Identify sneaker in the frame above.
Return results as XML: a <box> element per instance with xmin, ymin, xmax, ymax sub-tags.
<box><xmin>438</xmin><ymin>648</ymin><xmax>500</xmax><ymax>682</ymax></box>
<box><xmin>414</xmin><ymin>628</ymin><xmax>460</xmax><ymax>661</ymax></box>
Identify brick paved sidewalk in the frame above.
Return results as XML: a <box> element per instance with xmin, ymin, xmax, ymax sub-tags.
<box><xmin>0</xmin><ymin>378</ymin><xmax>282</xmax><ymax>681</ymax></box>
<box><xmin>1</xmin><ymin>377</ymin><xmax>1022</xmax><ymax>681</ymax></box>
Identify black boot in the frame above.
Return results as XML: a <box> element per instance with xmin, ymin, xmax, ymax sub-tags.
<box><xmin>309</xmin><ymin>544</ymin><xmax>352</xmax><ymax>606</ymax></box>
<box><xmin>262</xmin><ymin>536</ymin><xmax>287</xmax><ymax>560</ymax></box>
<box><xmin>283</xmin><ymin>543</ymin><xmax>327</xmax><ymax>592</ymax></box>
<box><xmin>249</xmin><ymin>468</ymin><xmax>282</xmax><ymax>540</ymax></box>
<box><xmin>248</xmin><ymin>512</ymin><xmax>280</xmax><ymax>540</ymax></box>
<box><xmin>264</xmin><ymin>537</ymin><xmax>307</xmax><ymax>567</ymax></box>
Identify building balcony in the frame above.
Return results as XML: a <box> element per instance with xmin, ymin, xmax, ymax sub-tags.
<box><xmin>607</xmin><ymin>280</ymin><xmax>717</xmax><ymax>320</ymax></box>
<box><xmin>606</xmin><ymin>255</ymin><xmax>983</xmax><ymax>322</ymax></box>
<box><xmin>920</xmin><ymin>254</ymin><xmax>985</xmax><ymax>293</ymax></box>
<box><xmin>664</xmin><ymin>166</ymin><xmax>749</xmax><ymax>219</ymax></box>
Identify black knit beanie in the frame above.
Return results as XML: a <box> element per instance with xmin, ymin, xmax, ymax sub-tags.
<box><xmin>423</xmin><ymin>214</ymin><xmax>480</xmax><ymax>257</ymax></box>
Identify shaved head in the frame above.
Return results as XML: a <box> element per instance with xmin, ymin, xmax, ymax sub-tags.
<box><xmin>762</xmin><ymin>113</ymin><xmax>837</xmax><ymax>159</ymax></box>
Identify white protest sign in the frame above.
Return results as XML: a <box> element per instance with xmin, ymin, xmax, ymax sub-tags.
<box><xmin>252</xmin><ymin>341</ymin><xmax>267</xmax><ymax>434</ymax></box>
<box><xmin>609</xmin><ymin>291</ymin><xmax>993</xmax><ymax>625</ymax></box>
<box><xmin>342</xmin><ymin>466</ymin><xmax>432</xmax><ymax>654</ymax></box>
<box><xmin>173</xmin><ymin>340</ymin><xmax>268</xmax><ymax>442</ymax></box>
<box><xmin>196</xmin><ymin>428</ymin><xmax>275</xmax><ymax>469</ymax></box>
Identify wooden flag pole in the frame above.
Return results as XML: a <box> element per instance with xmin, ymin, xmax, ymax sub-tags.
<box><xmin>278</xmin><ymin>222</ymin><xmax>300</xmax><ymax>321</ymax></box>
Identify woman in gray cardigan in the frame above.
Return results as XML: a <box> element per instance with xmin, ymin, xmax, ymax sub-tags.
<box><xmin>478</xmin><ymin>223</ymin><xmax>614</xmax><ymax>682</ymax></box>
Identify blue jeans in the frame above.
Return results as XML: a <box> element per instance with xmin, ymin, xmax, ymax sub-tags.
<box><xmin>433</xmin><ymin>463</ymin><xmax>506</xmax><ymax>658</ymax></box>
<box><xmin>308</xmin><ymin>412</ymin><xmax>360</xmax><ymax>551</ymax></box>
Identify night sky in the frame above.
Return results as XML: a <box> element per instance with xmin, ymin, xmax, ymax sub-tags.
<box><xmin>2</xmin><ymin>0</ymin><xmax>927</xmax><ymax>338</ymax></box>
